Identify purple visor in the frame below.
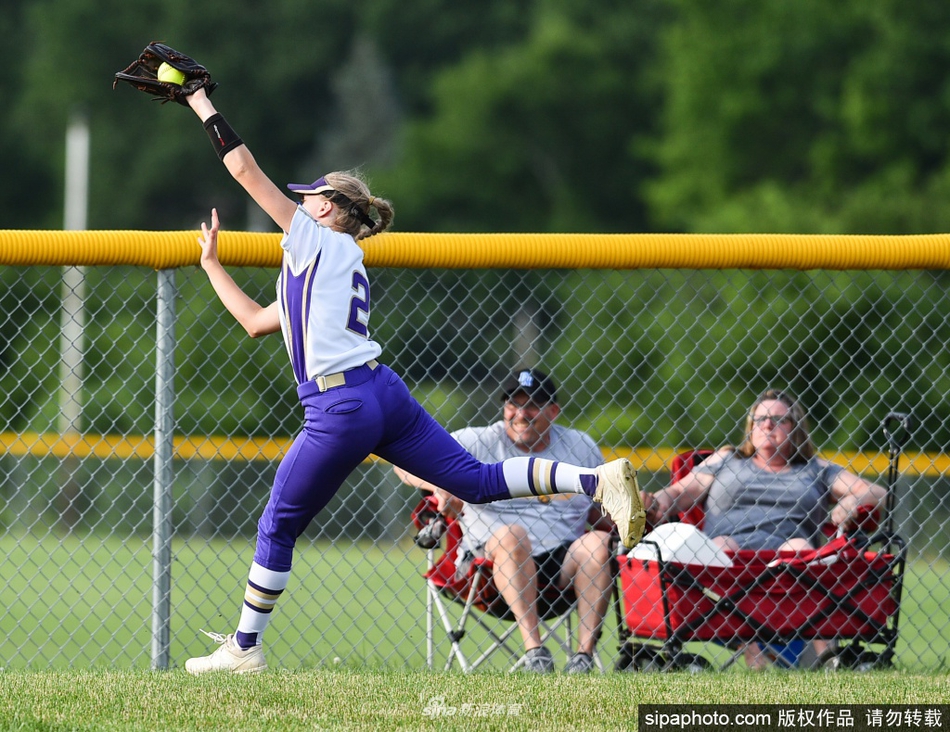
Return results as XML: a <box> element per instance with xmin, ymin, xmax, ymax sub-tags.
<box><xmin>286</xmin><ymin>176</ymin><xmax>335</xmax><ymax>195</ymax></box>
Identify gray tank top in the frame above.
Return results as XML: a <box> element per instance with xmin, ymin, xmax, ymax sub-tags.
<box><xmin>693</xmin><ymin>452</ymin><xmax>843</xmax><ymax>550</ymax></box>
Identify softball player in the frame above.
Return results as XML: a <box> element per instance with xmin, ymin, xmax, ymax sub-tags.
<box><xmin>181</xmin><ymin>87</ymin><xmax>644</xmax><ymax>673</ymax></box>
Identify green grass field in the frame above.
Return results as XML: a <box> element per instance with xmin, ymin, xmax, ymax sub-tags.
<box><xmin>1</xmin><ymin>669</ymin><xmax>948</xmax><ymax>731</ymax></box>
<box><xmin>3</xmin><ymin>533</ymin><xmax>950</xmax><ymax>730</ymax></box>
<box><xmin>4</xmin><ymin>533</ymin><xmax>949</xmax><ymax>674</ymax></box>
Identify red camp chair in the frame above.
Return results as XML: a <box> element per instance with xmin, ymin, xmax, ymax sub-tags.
<box><xmin>412</xmin><ymin>495</ymin><xmax>615</xmax><ymax>673</ymax></box>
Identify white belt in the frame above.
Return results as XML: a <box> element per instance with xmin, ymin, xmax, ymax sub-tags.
<box><xmin>314</xmin><ymin>359</ymin><xmax>378</xmax><ymax>392</ymax></box>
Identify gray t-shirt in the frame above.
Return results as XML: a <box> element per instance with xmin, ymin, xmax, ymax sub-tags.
<box><xmin>451</xmin><ymin>421</ymin><xmax>603</xmax><ymax>555</ymax></box>
<box><xmin>693</xmin><ymin>451</ymin><xmax>844</xmax><ymax>550</ymax></box>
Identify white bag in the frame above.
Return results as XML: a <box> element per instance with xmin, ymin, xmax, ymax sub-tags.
<box><xmin>631</xmin><ymin>523</ymin><xmax>734</xmax><ymax>567</ymax></box>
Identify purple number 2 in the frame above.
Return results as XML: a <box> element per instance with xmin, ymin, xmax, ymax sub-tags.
<box><xmin>347</xmin><ymin>271</ymin><xmax>370</xmax><ymax>336</ymax></box>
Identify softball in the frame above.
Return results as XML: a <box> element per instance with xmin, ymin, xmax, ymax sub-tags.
<box><xmin>157</xmin><ymin>62</ymin><xmax>186</xmax><ymax>86</ymax></box>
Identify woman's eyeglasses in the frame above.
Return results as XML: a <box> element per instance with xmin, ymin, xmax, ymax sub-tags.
<box><xmin>752</xmin><ymin>414</ymin><xmax>795</xmax><ymax>426</ymax></box>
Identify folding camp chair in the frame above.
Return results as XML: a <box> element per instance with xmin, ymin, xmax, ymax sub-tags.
<box><xmin>412</xmin><ymin>495</ymin><xmax>616</xmax><ymax>673</ymax></box>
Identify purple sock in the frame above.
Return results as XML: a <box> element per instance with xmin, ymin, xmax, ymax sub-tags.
<box><xmin>580</xmin><ymin>474</ymin><xmax>598</xmax><ymax>497</ymax></box>
<box><xmin>235</xmin><ymin>631</ymin><xmax>258</xmax><ymax>649</ymax></box>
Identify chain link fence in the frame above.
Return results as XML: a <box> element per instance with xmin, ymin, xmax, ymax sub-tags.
<box><xmin>1</xmin><ymin>254</ymin><xmax>948</xmax><ymax>671</ymax></box>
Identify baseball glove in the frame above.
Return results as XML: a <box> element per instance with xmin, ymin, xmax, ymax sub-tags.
<box><xmin>113</xmin><ymin>42</ymin><xmax>217</xmax><ymax>106</ymax></box>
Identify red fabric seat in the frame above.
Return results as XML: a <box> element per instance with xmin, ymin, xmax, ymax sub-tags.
<box><xmin>412</xmin><ymin>495</ymin><xmax>607</xmax><ymax>672</ymax></box>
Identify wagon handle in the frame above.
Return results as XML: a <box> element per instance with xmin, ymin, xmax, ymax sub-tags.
<box><xmin>881</xmin><ymin>412</ymin><xmax>912</xmax><ymax>539</ymax></box>
<box><xmin>883</xmin><ymin>412</ymin><xmax>912</xmax><ymax>454</ymax></box>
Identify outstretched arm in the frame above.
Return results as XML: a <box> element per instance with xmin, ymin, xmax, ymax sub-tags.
<box><xmin>186</xmin><ymin>89</ymin><xmax>298</xmax><ymax>233</ymax></box>
<box><xmin>643</xmin><ymin>459</ymin><xmax>718</xmax><ymax>526</ymax></box>
<box><xmin>197</xmin><ymin>208</ymin><xmax>280</xmax><ymax>337</ymax></box>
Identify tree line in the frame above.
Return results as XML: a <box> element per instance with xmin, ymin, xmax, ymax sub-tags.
<box><xmin>5</xmin><ymin>0</ymin><xmax>950</xmax><ymax>236</ymax></box>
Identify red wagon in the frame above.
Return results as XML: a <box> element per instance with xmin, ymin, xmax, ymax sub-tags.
<box><xmin>617</xmin><ymin>533</ymin><xmax>905</xmax><ymax>670</ymax></box>
<box><xmin>615</xmin><ymin>413</ymin><xmax>910</xmax><ymax>671</ymax></box>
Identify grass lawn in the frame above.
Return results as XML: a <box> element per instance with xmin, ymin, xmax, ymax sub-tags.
<box><xmin>2</xmin><ymin>533</ymin><xmax>948</xmax><ymax>674</ymax></box>
<box><xmin>0</xmin><ymin>668</ymin><xmax>948</xmax><ymax>731</ymax></box>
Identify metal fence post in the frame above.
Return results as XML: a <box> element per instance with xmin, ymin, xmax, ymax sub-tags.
<box><xmin>152</xmin><ymin>268</ymin><xmax>176</xmax><ymax>670</ymax></box>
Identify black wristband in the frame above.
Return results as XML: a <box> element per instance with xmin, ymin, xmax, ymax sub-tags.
<box><xmin>203</xmin><ymin>113</ymin><xmax>243</xmax><ymax>161</ymax></box>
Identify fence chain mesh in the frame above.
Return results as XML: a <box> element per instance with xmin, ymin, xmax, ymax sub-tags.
<box><xmin>0</xmin><ymin>264</ymin><xmax>946</xmax><ymax>670</ymax></box>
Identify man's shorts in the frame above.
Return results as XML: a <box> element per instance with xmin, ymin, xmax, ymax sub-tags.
<box><xmin>456</xmin><ymin>541</ymin><xmax>576</xmax><ymax>618</ymax></box>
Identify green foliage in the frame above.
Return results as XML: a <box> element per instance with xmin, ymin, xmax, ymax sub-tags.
<box><xmin>365</xmin><ymin>0</ymin><xmax>535</xmax><ymax>115</ymax></box>
<box><xmin>376</xmin><ymin>2</ymin><xmax>668</xmax><ymax>232</ymax></box>
<box><xmin>174</xmin><ymin>267</ymin><xmax>299</xmax><ymax>435</ymax></box>
<box><xmin>1</xmin><ymin>0</ymin><xmax>675</xmax><ymax>234</ymax></box>
<box><xmin>547</xmin><ymin>268</ymin><xmax>950</xmax><ymax>453</ymax></box>
<box><xmin>8</xmin><ymin>0</ymin><xmax>359</xmax><ymax>230</ymax></box>
<box><xmin>4</xmin><ymin>0</ymin><xmax>950</xmax><ymax>235</ymax></box>
<box><xmin>649</xmin><ymin>0</ymin><xmax>950</xmax><ymax>234</ymax></box>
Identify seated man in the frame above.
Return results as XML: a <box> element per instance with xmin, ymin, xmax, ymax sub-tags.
<box><xmin>396</xmin><ymin>369</ymin><xmax>613</xmax><ymax>674</ymax></box>
<box><xmin>642</xmin><ymin>388</ymin><xmax>887</xmax><ymax>668</ymax></box>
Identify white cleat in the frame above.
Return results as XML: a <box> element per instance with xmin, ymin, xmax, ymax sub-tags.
<box><xmin>184</xmin><ymin>630</ymin><xmax>268</xmax><ymax>675</ymax></box>
<box><xmin>593</xmin><ymin>459</ymin><xmax>646</xmax><ymax>549</ymax></box>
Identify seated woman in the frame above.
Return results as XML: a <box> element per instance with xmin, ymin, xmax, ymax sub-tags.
<box><xmin>641</xmin><ymin>388</ymin><xmax>887</xmax><ymax>667</ymax></box>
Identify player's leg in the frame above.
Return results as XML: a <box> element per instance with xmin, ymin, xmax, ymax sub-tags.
<box><xmin>232</xmin><ymin>431</ymin><xmax>368</xmax><ymax>649</ymax></box>
<box><xmin>243</xmin><ymin>387</ymin><xmax>382</xmax><ymax>631</ymax></box>
<box><xmin>372</xmin><ymin>365</ymin><xmax>644</xmax><ymax>546</ymax></box>
<box><xmin>372</xmin><ymin>365</ymin><xmax>596</xmax><ymax>499</ymax></box>
<box><xmin>187</xmin><ymin>384</ymin><xmax>383</xmax><ymax>674</ymax></box>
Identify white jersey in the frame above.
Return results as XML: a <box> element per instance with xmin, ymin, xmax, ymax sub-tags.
<box><xmin>277</xmin><ymin>206</ymin><xmax>382</xmax><ymax>384</ymax></box>
<box><xmin>453</xmin><ymin>421</ymin><xmax>604</xmax><ymax>555</ymax></box>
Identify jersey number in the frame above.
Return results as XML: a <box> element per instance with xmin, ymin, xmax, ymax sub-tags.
<box><xmin>347</xmin><ymin>271</ymin><xmax>370</xmax><ymax>336</ymax></box>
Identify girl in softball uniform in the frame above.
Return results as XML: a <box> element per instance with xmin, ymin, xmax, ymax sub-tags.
<box><xmin>181</xmin><ymin>87</ymin><xmax>641</xmax><ymax>673</ymax></box>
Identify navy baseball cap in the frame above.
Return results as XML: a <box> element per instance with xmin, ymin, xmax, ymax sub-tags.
<box><xmin>287</xmin><ymin>175</ymin><xmax>377</xmax><ymax>229</ymax></box>
<box><xmin>500</xmin><ymin>369</ymin><xmax>558</xmax><ymax>404</ymax></box>
<box><xmin>287</xmin><ymin>175</ymin><xmax>334</xmax><ymax>195</ymax></box>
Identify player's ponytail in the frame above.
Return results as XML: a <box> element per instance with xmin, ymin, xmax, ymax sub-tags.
<box><xmin>360</xmin><ymin>195</ymin><xmax>393</xmax><ymax>240</ymax></box>
<box><xmin>325</xmin><ymin>171</ymin><xmax>394</xmax><ymax>240</ymax></box>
